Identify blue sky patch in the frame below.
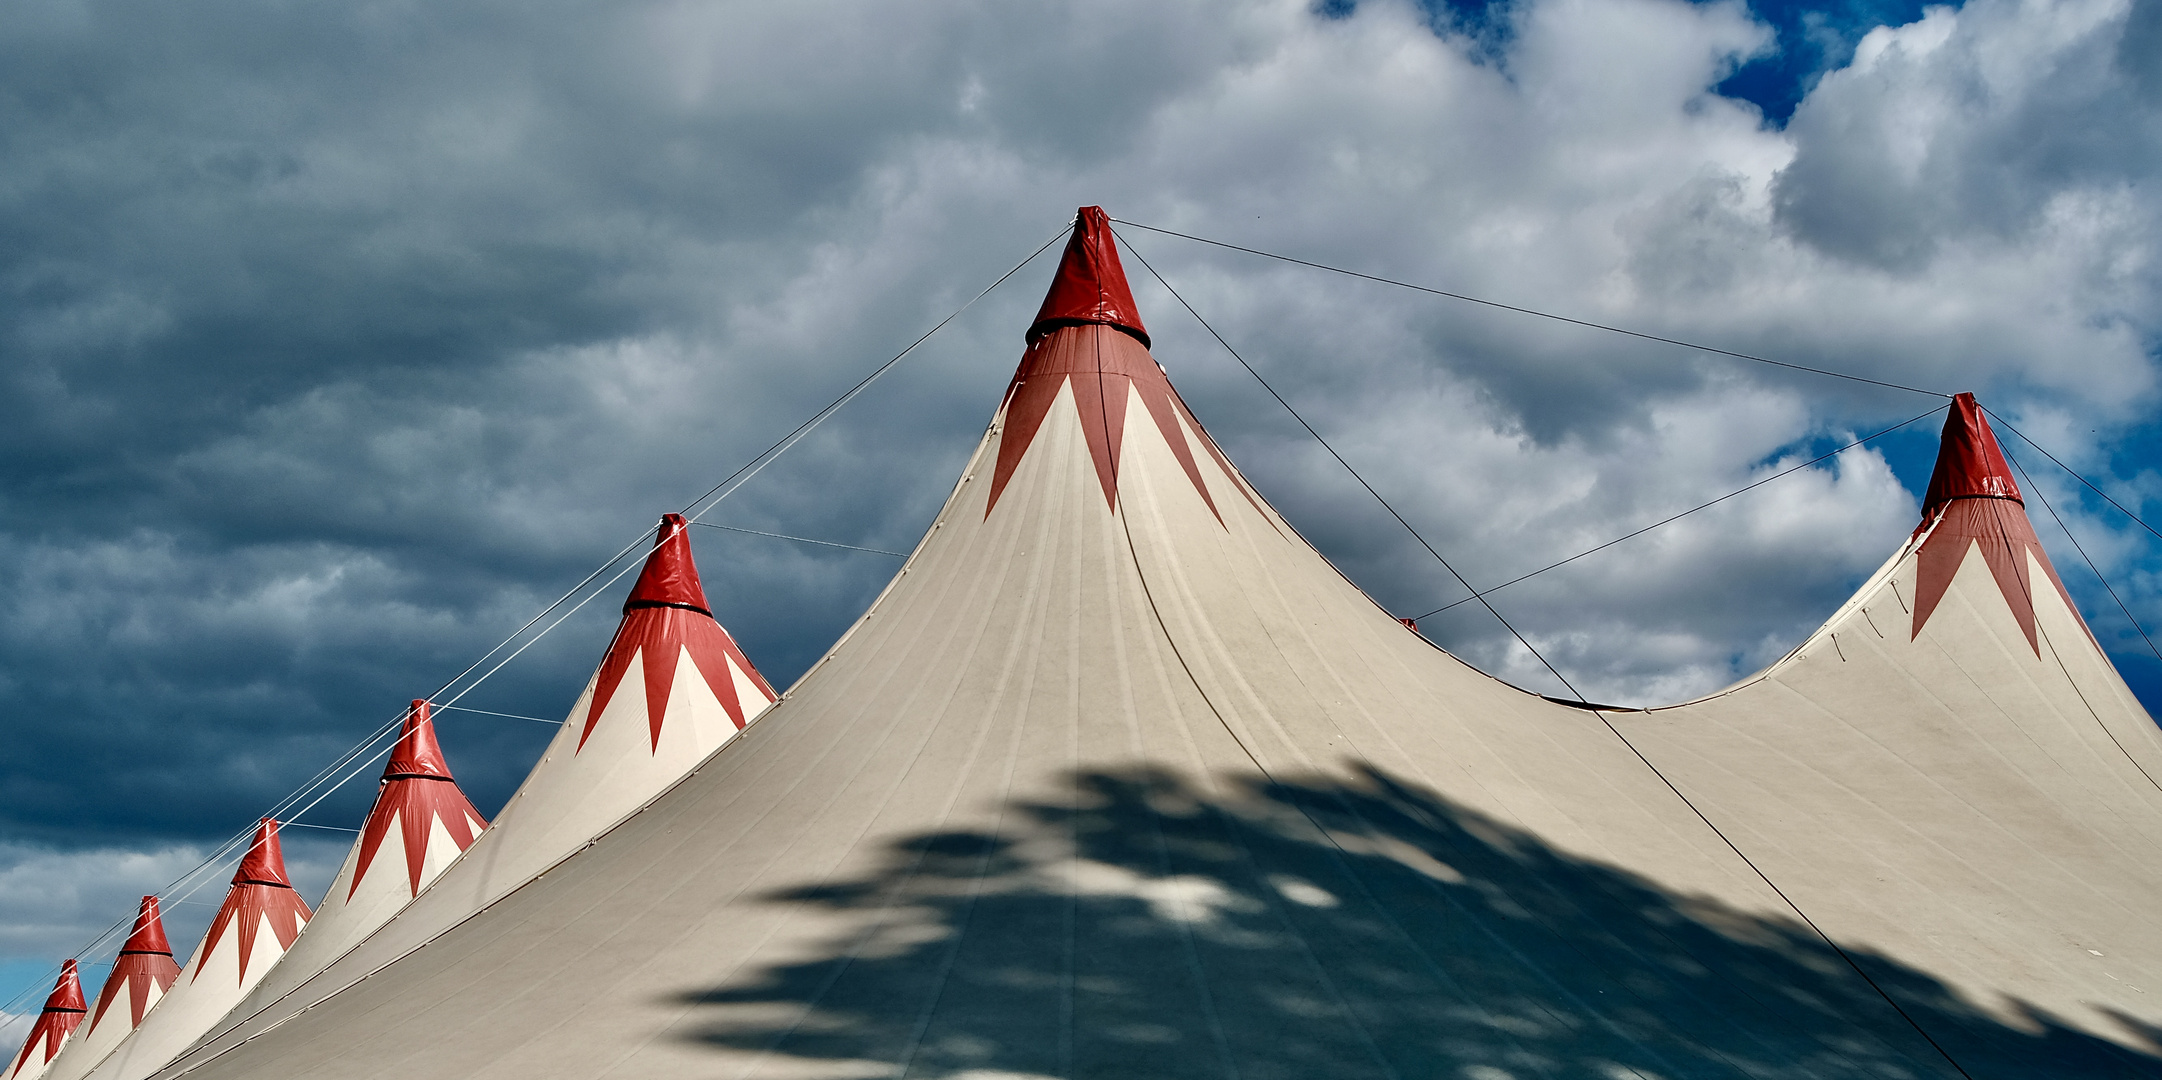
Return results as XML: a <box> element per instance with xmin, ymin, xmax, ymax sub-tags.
<box><xmin>1321</xmin><ymin>0</ymin><xmax>1951</xmax><ymax>124</ymax></box>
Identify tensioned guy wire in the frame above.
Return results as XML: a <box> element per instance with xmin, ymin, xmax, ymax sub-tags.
<box><xmin>1113</xmin><ymin>222</ymin><xmax>1979</xmax><ymax>1080</ymax></box>
<box><xmin>689</xmin><ymin>521</ymin><xmax>909</xmax><ymax>558</ymax></box>
<box><xmin>1985</xmin><ymin>410</ymin><xmax>2162</xmax><ymax>544</ymax></box>
<box><xmin>677</xmin><ymin>223</ymin><xmax>1073</xmax><ymax>525</ymax></box>
<box><xmin>1992</xmin><ymin>419</ymin><xmax>2162</xmax><ymax>668</ymax></box>
<box><xmin>425</xmin><ymin>227</ymin><xmax>1073</xmax><ymax>730</ymax></box>
<box><xmin>1412</xmin><ymin>404</ymin><xmax>1952</xmax><ymax>622</ymax></box>
<box><xmin>434</xmin><ymin>704</ymin><xmax>564</xmax><ymax>725</ymax></box>
<box><xmin>2</xmin><ymin>222</ymin><xmax>1071</xmax><ymax>1024</ymax></box>
<box><xmin>1110</xmin><ymin>217</ymin><xmax>1953</xmax><ymax>400</ymax></box>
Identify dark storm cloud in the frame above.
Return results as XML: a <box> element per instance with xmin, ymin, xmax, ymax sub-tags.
<box><xmin>0</xmin><ymin>0</ymin><xmax>2155</xmax><ymax>1018</ymax></box>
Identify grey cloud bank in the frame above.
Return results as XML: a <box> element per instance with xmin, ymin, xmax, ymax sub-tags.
<box><xmin>0</xmin><ymin>0</ymin><xmax>2156</xmax><ymax>1015</ymax></box>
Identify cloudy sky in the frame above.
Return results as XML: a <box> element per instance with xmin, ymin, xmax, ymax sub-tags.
<box><xmin>2</xmin><ymin>0</ymin><xmax>2157</xmax><ymax>1025</ymax></box>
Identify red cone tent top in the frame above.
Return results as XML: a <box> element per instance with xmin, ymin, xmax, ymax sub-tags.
<box><xmin>581</xmin><ymin>514</ymin><xmax>772</xmax><ymax>749</ymax></box>
<box><xmin>622</xmin><ymin>513</ymin><xmax>711</xmax><ymax>616</ymax></box>
<box><xmin>5</xmin><ymin>961</ymin><xmax>85</xmax><ymax>1079</ymax></box>
<box><xmin>82</xmin><ymin>898</ymin><xmax>179</xmax><ymax>1037</ymax></box>
<box><xmin>1917</xmin><ymin>392</ymin><xmax>2021</xmax><ymax>526</ymax></box>
<box><xmin>1909</xmin><ymin>392</ymin><xmax>2082</xmax><ymax>654</ymax></box>
<box><xmin>194</xmin><ymin>821</ymin><xmax>308</xmax><ymax>986</ymax></box>
<box><xmin>1026</xmin><ymin>206</ymin><xmax>1149</xmax><ymax>348</ymax></box>
<box><xmin>114</xmin><ymin>900</ymin><xmax>171</xmax><ymax>960</ymax></box>
<box><xmin>349</xmin><ymin>701</ymin><xmax>485</xmax><ymax>899</ymax></box>
<box><xmin>228</xmin><ymin>821</ymin><xmax>291</xmax><ymax>890</ymax></box>
<box><xmin>992</xmin><ymin>209</ymin><xmax>1263</xmax><ymax>522</ymax></box>
<box><xmin>380</xmin><ymin>699</ymin><xmax>454</xmax><ymax>782</ymax></box>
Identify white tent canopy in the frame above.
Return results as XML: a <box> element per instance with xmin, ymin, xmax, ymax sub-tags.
<box><xmin>152</xmin><ymin>208</ymin><xmax>2162</xmax><ymax>1078</ymax></box>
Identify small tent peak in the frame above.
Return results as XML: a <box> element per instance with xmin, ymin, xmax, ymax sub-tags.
<box><xmin>383</xmin><ymin>700</ymin><xmax>454</xmax><ymax>782</ymax></box>
<box><xmin>40</xmin><ymin>960</ymin><xmax>84</xmax><ymax>1014</ymax></box>
<box><xmin>1027</xmin><ymin>206</ymin><xmax>1150</xmax><ymax>349</ymax></box>
<box><xmin>7</xmin><ymin>959</ymin><xmax>85</xmax><ymax>1076</ymax></box>
<box><xmin>233</xmin><ymin>819</ymin><xmax>294</xmax><ymax>889</ymax></box>
<box><xmin>1917</xmin><ymin>392</ymin><xmax>2021</xmax><ymax>529</ymax></box>
<box><xmin>118</xmin><ymin>896</ymin><xmax>171</xmax><ymax>957</ymax></box>
<box><xmin>351</xmin><ymin>699</ymin><xmax>486</xmax><ymax>899</ymax></box>
<box><xmin>623</xmin><ymin>513</ymin><xmax>712</xmax><ymax>617</ymax></box>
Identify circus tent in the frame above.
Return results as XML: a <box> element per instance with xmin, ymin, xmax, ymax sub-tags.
<box><xmin>130</xmin><ymin>209</ymin><xmax>2162</xmax><ymax>1077</ymax></box>
<box><xmin>4</xmin><ymin>961</ymin><xmax>85</xmax><ymax>1080</ymax></box>
<box><xmin>52</xmin><ymin>824</ymin><xmax>308</xmax><ymax>1080</ymax></box>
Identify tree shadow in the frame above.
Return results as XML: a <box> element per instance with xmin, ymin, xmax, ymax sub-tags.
<box><xmin>670</xmin><ymin>765</ymin><xmax>2162</xmax><ymax>1078</ymax></box>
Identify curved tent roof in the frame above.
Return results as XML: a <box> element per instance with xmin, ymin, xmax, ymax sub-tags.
<box><xmin>5</xmin><ymin>960</ymin><xmax>85</xmax><ymax>1080</ymax></box>
<box><xmin>44</xmin><ymin>899</ymin><xmax>179</xmax><ymax>1077</ymax></box>
<box><xmin>156</xmin><ymin>513</ymin><xmax>778</xmax><ymax>1079</ymax></box>
<box><xmin>59</xmin><ymin>824</ymin><xmax>308</xmax><ymax>1080</ymax></box>
<box><xmin>157</xmin><ymin>210</ymin><xmax>2162</xmax><ymax>1078</ymax></box>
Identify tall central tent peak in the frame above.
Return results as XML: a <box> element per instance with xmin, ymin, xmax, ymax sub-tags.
<box><xmin>54</xmin><ymin>898</ymin><xmax>179</xmax><ymax>1074</ymax></box>
<box><xmin>5</xmin><ymin>960</ymin><xmax>85</xmax><ymax>1080</ymax></box>
<box><xmin>581</xmin><ymin>512</ymin><xmax>771</xmax><ymax>750</ymax></box>
<box><xmin>60</xmin><ymin>822</ymin><xmax>309</xmax><ymax>1080</ymax></box>
<box><xmin>1917</xmin><ymin>392</ymin><xmax>2022</xmax><ymax>526</ymax></box>
<box><xmin>1909</xmin><ymin>391</ymin><xmax>2081</xmax><ymax>652</ymax></box>
<box><xmin>1027</xmin><ymin>206</ymin><xmax>1150</xmax><ymax>348</ymax></box>
<box><xmin>989</xmin><ymin>206</ymin><xmax>1263</xmax><ymax>524</ymax></box>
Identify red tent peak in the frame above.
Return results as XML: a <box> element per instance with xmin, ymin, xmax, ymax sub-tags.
<box><xmin>1918</xmin><ymin>392</ymin><xmax>2021</xmax><ymax>529</ymax></box>
<box><xmin>384</xmin><ymin>700</ymin><xmax>454</xmax><ymax>782</ymax></box>
<box><xmin>351</xmin><ymin>703</ymin><xmax>486</xmax><ymax>899</ymax></box>
<box><xmin>1027</xmin><ymin>206</ymin><xmax>1150</xmax><ymax>349</ymax></box>
<box><xmin>118</xmin><ymin>896</ymin><xmax>171</xmax><ymax>957</ymax></box>
<box><xmin>623</xmin><ymin>514</ymin><xmax>712</xmax><ymax>617</ymax></box>
<box><xmin>41</xmin><ymin>960</ymin><xmax>85</xmax><ymax>1014</ymax></box>
<box><xmin>9</xmin><ymin>961</ymin><xmax>85</xmax><ymax>1075</ymax></box>
<box><xmin>232</xmin><ymin>819</ymin><xmax>294</xmax><ymax>889</ymax></box>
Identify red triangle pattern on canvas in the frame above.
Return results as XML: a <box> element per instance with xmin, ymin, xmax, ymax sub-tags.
<box><xmin>986</xmin><ymin>324</ymin><xmax>1267</xmax><ymax>526</ymax></box>
<box><xmin>1909</xmin><ymin>394</ymin><xmax>2088</xmax><ymax>655</ymax></box>
<box><xmin>7</xmin><ymin>960</ymin><xmax>85</xmax><ymax>1076</ymax></box>
<box><xmin>1911</xmin><ymin>498</ymin><xmax>2088</xmax><ymax>655</ymax></box>
<box><xmin>988</xmin><ymin>207</ymin><xmax>1269</xmax><ymax>526</ymax></box>
<box><xmin>351</xmin><ymin>701</ymin><xmax>487</xmax><ymax>900</ymax></box>
<box><xmin>197</xmin><ymin>821</ymin><xmax>311</xmax><ymax>987</ymax></box>
<box><xmin>580</xmin><ymin>516</ymin><xmax>778</xmax><ymax>751</ymax></box>
<box><xmin>89</xmin><ymin>896</ymin><xmax>179</xmax><ymax>1030</ymax></box>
